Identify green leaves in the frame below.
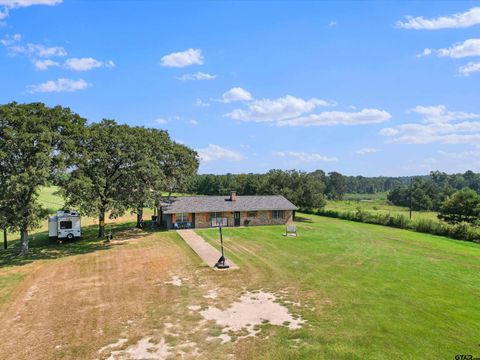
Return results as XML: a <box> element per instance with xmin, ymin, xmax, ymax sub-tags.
<box><xmin>0</xmin><ymin>102</ymin><xmax>87</xmax><ymax>254</ymax></box>
<box><xmin>62</xmin><ymin>120</ymin><xmax>199</xmax><ymax>225</ymax></box>
<box><xmin>438</xmin><ymin>188</ymin><xmax>480</xmax><ymax>225</ymax></box>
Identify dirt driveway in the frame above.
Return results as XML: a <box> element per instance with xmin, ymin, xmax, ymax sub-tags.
<box><xmin>0</xmin><ymin>229</ymin><xmax>210</xmax><ymax>359</ymax></box>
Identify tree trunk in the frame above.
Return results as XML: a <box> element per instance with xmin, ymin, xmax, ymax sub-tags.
<box><xmin>20</xmin><ymin>227</ymin><xmax>28</xmax><ymax>256</ymax></box>
<box><xmin>3</xmin><ymin>228</ymin><xmax>7</xmax><ymax>250</ymax></box>
<box><xmin>98</xmin><ymin>211</ymin><xmax>105</xmax><ymax>238</ymax></box>
<box><xmin>136</xmin><ymin>206</ymin><xmax>143</xmax><ymax>228</ymax></box>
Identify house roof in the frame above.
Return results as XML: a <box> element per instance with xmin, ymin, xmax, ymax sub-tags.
<box><xmin>160</xmin><ymin>195</ymin><xmax>298</xmax><ymax>214</ymax></box>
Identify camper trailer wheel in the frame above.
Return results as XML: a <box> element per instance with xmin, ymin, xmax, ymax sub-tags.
<box><xmin>67</xmin><ymin>233</ymin><xmax>74</xmax><ymax>241</ymax></box>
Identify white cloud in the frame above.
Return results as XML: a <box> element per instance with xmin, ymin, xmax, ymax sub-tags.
<box><xmin>227</xmin><ymin>94</ymin><xmax>332</xmax><ymax>121</ymax></box>
<box><xmin>275</xmin><ymin>109</ymin><xmax>390</xmax><ymax>127</ymax></box>
<box><xmin>64</xmin><ymin>57</ymin><xmax>115</xmax><ymax>71</ymax></box>
<box><xmin>0</xmin><ymin>0</ymin><xmax>62</xmax><ymax>6</ymax></box>
<box><xmin>160</xmin><ymin>48</ymin><xmax>203</xmax><ymax>68</ymax></box>
<box><xmin>409</xmin><ymin>105</ymin><xmax>480</xmax><ymax>123</ymax></box>
<box><xmin>396</xmin><ymin>7</ymin><xmax>480</xmax><ymax>30</ymax></box>
<box><xmin>381</xmin><ymin>105</ymin><xmax>480</xmax><ymax>145</ymax></box>
<box><xmin>355</xmin><ymin>148</ymin><xmax>380</xmax><ymax>155</ymax></box>
<box><xmin>0</xmin><ymin>33</ymin><xmax>21</xmax><ymax>46</ymax></box>
<box><xmin>225</xmin><ymin>93</ymin><xmax>388</xmax><ymax>127</ymax></box>
<box><xmin>197</xmin><ymin>144</ymin><xmax>243</xmax><ymax>162</ymax></box>
<box><xmin>458</xmin><ymin>62</ymin><xmax>480</xmax><ymax>76</ymax></box>
<box><xmin>7</xmin><ymin>42</ymin><xmax>67</xmax><ymax>57</ymax></box>
<box><xmin>177</xmin><ymin>72</ymin><xmax>216</xmax><ymax>81</ymax></box>
<box><xmin>416</xmin><ymin>48</ymin><xmax>432</xmax><ymax>58</ymax></box>
<box><xmin>328</xmin><ymin>21</ymin><xmax>337</xmax><ymax>27</ymax></box>
<box><xmin>0</xmin><ymin>0</ymin><xmax>62</xmax><ymax>19</ymax></box>
<box><xmin>33</xmin><ymin>58</ymin><xmax>59</xmax><ymax>70</ymax></box>
<box><xmin>155</xmin><ymin>118</ymin><xmax>168</xmax><ymax>125</ymax></box>
<box><xmin>189</xmin><ymin>119</ymin><xmax>199</xmax><ymax>125</ymax></box>
<box><xmin>273</xmin><ymin>151</ymin><xmax>337</xmax><ymax>162</ymax></box>
<box><xmin>221</xmin><ymin>87</ymin><xmax>253</xmax><ymax>103</ymax></box>
<box><xmin>379</xmin><ymin>127</ymin><xmax>399</xmax><ymax>136</ymax></box>
<box><xmin>194</xmin><ymin>98</ymin><xmax>210</xmax><ymax>107</ymax></box>
<box><xmin>439</xmin><ymin>149</ymin><xmax>480</xmax><ymax>159</ymax></box>
<box><xmin>27</xmin><ymin>78</ymin><xmax>89</xmax><ymax>93</ymax></box>
<box><xmin>420</xmin><ymin>38</ymin><xmax>480</xmax><ymax>58</ymax></box>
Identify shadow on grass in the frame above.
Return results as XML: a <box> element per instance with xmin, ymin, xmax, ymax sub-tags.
<box><xmin>0</xmin><ymin>221</ymin><xmax>164</xmax><ymax>268</ymax></box>
<box><xmin>294</xmin><ymin>216</ymin><xmax>313</xmax><ymax>223</ymax></box>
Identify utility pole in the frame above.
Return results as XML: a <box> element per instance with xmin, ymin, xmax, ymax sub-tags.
<box><xmin>409</xmin><ymin>177</ymin><xmax>413</xmax><ymax>220</ymax></box>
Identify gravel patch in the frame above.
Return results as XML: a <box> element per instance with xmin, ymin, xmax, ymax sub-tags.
<box><xmin>200</xmin><ymin>290</ymin><xmax>304</xmax><ymax>343</ymax></box>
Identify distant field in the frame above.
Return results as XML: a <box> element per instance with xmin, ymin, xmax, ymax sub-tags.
<box><xmin>326</xmin><ymin>193</ymin><xmax>440</xmax><ymax>223</ymax></box>
<box><xmin>342</xmin><ymin>192</ymin><xmax>388</xmax><ymax>201</ymax></box>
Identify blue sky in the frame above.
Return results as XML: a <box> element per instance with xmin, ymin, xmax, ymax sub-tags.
<box><xmin>1</xmin><ymin>1</ymin><xmax>480</xmax><ymax>176</ymax></box>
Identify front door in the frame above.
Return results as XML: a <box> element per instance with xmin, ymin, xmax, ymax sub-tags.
<box><xmin>234</xmin><ymin>211</ymin><xmax>241</xmax><ymax>226</ymax></box>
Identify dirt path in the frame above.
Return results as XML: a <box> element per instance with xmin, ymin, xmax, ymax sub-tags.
<box><xmin>176</xmin><ymin>230</ymin><xmax>238</xmax><ymax>269</ymax></box>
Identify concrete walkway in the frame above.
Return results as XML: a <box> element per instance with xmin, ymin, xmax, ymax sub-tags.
<box><xmin>177</xmin><ymin>229</ymin><xmax>238</xmax><ymax>269</ymax></box>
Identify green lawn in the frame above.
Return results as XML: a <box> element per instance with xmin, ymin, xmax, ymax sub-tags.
<box><xmin>38</xmin><ymin>185</ymin><xmax>64</xmax><ymax>214</ymax></box>
<box><xmin>197</xmin><ymin>213</ymin><xmax>480</xmax><ymax>359</ymax></box>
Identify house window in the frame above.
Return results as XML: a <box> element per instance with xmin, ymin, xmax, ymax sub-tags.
<box><xmin>210</xmin><ymin>212</ymin><xmax>222</xmax><ymax>221</ymax></box>
<box><xmin>177</xmin><ymin>213</ymin><xmax>188</xmax><ymax>222</ymax></box>
<box><xmin>60</xmin><ymin>221</ymin><xmax>72</xmax><ymax>229</ymax></box>
<box><xmin>247</xmin><ymin>211</ymin><xmax>257</xmax><ymax>217</ymax></box>
<box><xmin>272</xmin><ymin>210</ymin><xmax>284</xmax><ymax>219</ymax></box>
<box><xmin>210</xmin><ymin>212</ymin><xmax>226</xmax><ymax>226</ymax></box>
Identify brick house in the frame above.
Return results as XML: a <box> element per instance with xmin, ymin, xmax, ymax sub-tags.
<box><xmin>158</xmin><ymin>191</ymin><xmax>297</xmax><ymax>229</ymax></box>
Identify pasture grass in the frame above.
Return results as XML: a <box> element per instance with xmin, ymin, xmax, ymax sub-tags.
<box><xmin>198</xmin><ymin>213</ymin><xmax>480</xmax><ymax>359</ymax></box>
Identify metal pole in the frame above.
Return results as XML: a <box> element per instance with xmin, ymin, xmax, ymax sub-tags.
<box><xmin>409</xmin><ymin>177</ymin><xmax>413</xmax><ymax>220</ymax></box>
<box><xmin>219</xmin><ymin>223</ymin><xmax>224</xmax><ymax>259</ymax></box>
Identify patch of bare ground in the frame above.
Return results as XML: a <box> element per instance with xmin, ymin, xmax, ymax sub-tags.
<box><xmin>199</xmin><ymin>290</ymin><xmax>305</xmax><ymax>343</ymax></box>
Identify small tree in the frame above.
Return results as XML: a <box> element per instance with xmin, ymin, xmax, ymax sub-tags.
<box><xmin>0</xmin><ymin>102</ymin><xmax>86</xmax><ymax>255</ymax></box>
<box><xmin>438</xmin><ymin>188</ymin><xmax>480</xmax><ymax>225</ymax></box>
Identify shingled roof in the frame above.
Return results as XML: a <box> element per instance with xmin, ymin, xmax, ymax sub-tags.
<box><xmin>160</xmin><ymin>195</ymin><xmax>297</xmax><ymax>214</ymax></box>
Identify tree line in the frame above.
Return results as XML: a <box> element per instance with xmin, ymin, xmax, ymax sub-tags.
<box><xmin>190</xmin><ymin>169</ymin><xmax>480</xmax><ymax>227</ymax></box>
<box><xmin>0</xmin><ymin>102</ymin><xmax>198</xmax><ymax>255</ymax></box>
<box><xmin>189</xmin><ymin>171</ymin><xmax>423</xmax><ymax>201</ymax></box>
<box><xmin>189</xmin><ymin>170</ymin><xmax>348</xmax><ymax>209</ymax></box>
<box><xmin>387</xmin><ymin>171</ymin><xmax>480</xmax><ymax>225</ymax></box>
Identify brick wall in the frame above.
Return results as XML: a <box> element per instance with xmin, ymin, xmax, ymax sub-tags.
<box><xmin>191</xmin><ymin>210</ymin><xmax>293</xmax><ymax>229</ymax></box>
<box><xmin>240</xmin><ymin>210</ymin><xmax>293</xmax><ymax>226</ymax></box>
<box><xmin>195</xmin><ymin>212</ymin><xmax>210</xmax><ymax>228</ymax></box>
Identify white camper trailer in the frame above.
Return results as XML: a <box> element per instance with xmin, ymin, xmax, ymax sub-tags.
<box><xmin>48</xmin><ymin>210</ymin><xmax>81</xmax><ymax>240</ymax></box>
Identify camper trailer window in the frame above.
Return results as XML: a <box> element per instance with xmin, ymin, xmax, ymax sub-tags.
<box><xmin>60</xmin><ymin>221</ymin><xmax>73</xmax><ymax>229</ymax></box>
